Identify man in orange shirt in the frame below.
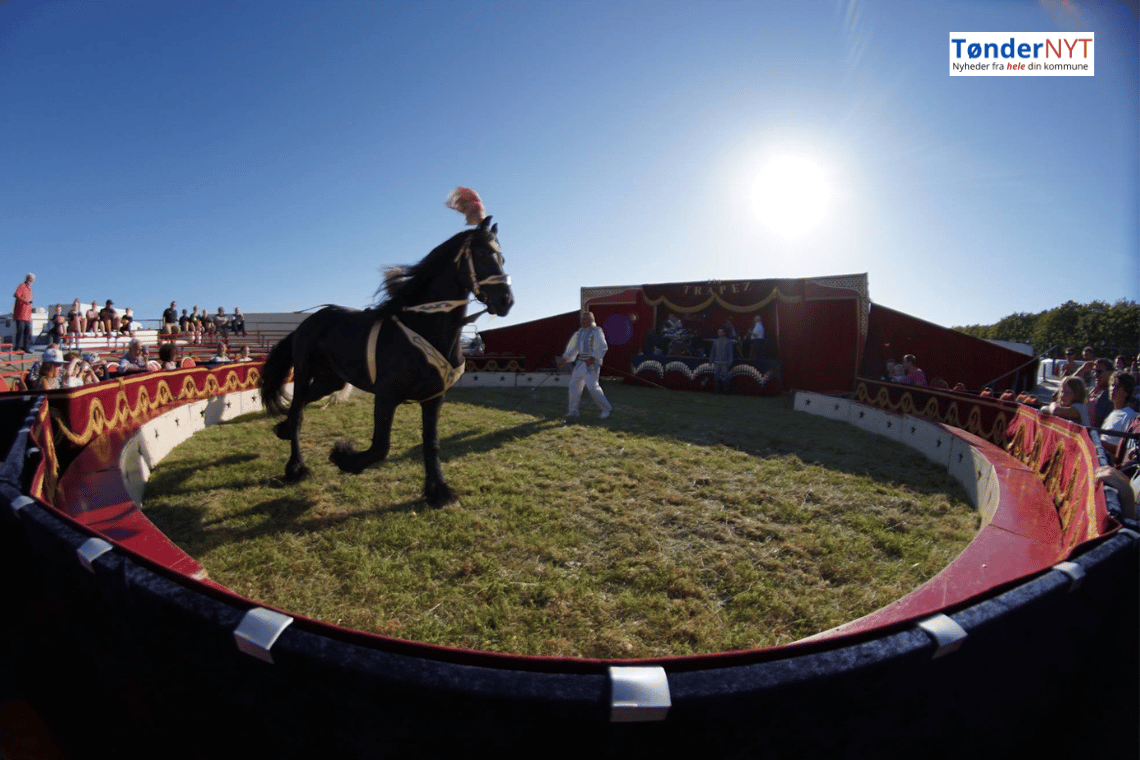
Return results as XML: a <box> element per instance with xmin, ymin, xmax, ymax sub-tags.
<box><xmin>12</xmin><ymin>273</ymin><xmax>34</xmax><ymax>353</ymax></box>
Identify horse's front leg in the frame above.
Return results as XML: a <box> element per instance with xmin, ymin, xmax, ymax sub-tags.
<box><xmin>329</xmin><ymin>394</ymin><xmax>396</xmax><ymax>475</ymax></box>
<box><xmin>420</xmin><ymin>395</ymin><xmax>458</xmax><ymax>507</ymax></box>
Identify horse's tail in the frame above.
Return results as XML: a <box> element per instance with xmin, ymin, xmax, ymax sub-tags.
<box><xmin>260</xmin><ymin>333</ymin><xmax>294</xmax><ymax>416</ymax></box>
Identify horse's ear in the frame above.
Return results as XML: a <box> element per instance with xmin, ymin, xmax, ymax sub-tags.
<box><xmin>478</xmin><ymin>215</ymin><xmax>493</xmax><ymax>230</ymax></box>
<box><xmin>491</xmin><ymin>222</ymin><xmax>498</xmax><ymax>236</ymax></box>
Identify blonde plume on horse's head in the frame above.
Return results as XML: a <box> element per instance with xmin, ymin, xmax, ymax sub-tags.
<box><xmin>445</xmin><ymin>187</ymin><xmax>486</xmax><ymax>225</ymax></box>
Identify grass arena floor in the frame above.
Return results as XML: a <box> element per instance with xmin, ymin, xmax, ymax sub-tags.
<box><xmin>140</xmin><ymin>383</ymin><xmax>979</xmax><ymax>658</ymax></box>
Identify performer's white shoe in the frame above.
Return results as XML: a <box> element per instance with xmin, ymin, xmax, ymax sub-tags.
<box><xmin>600</xmin><ymin>409</ymin><xmax>611</xmax><ymax>419</ymax></box>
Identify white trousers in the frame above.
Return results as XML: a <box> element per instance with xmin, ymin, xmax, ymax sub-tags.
<box><xmin>568</xmin><ymin>361</ymin><xmax>612</xmax><ymax>415</ymax></box>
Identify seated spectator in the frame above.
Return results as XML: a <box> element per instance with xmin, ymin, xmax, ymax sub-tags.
<box><xmin>161</xmin><ymin>301</ymin><xmax>180</xmax><ymax>335</ymax></box>
<box><xmin>1095</xmin><ymin>466</ymin><xmax>1138</xmax><ymax>521</ymax></box>
<box><xmin>47</xmin><ymin>304</ymin><xmax>67</xmax><ymax>345</ymax></box>
<box><xmin>890</xmin><ymin>362</ymin><xmax>906</xmax><ymax>383</ymax></box>
<box><xmin>99</xmin><ymin>300</ymin><xmax>120</xmax><ymax>335</ymax></box>
<box><xmin>1100</xmin><ymin>372</ymin><xmax>1139</xmax><ymax>460</ymax></box>
<box><xmin>930</xmin><ymin>377</ymin><xmax>950</xmax><ymax>390</ymax></box>
<box><xmin>1058</xmin><ymin>347</ymin><xmax>1080</xmax><ymax>377</ymax></box>
<box><xmin>62</xmin><ymin>351</ymin><xmax>99</xmax><ymax>388</ymax></box>
<box><xmin>81</xmin><ymin>352</ymin><xmax>107</xmax><ymax>382</ymax></box>
<box><xmin>201</xmin><ymin>304</ymin><xmax>217</xmax><ymax>335</ymax></box>
<box><xmin>205</xmin><ymin>342</ymin><xmax>229</xmax><ymax>367</ymax></box>
<box><xmin>189</xmin><ymin>305</ymin><xmax>204</xmax><ymax>343</ymax></box>
<box><xmin>35</xmin><ymin>346</ymin><xmax>65</xmax><ymax>390</ymax></box>
<box><xmin>1076</xmin><ymin>346</ymin><xmax>1097</xmax><ymax>382</ymax></box>
<box><xmin>85</xmin><ymin>300</ymin><xmax>101</xmax><ymax>334</ymax></box>
<box><xmin>213</xmin><ymin>307</ymin><xmax>230</xmax><ymax>337</ymax></box>
<box><xmin>1040</xmin><ymin>376</ymin><xmax>1089</xmax><ymax>426</ymax></box>
<box><xmin>902</xmin><ymin>354</ymin><xmax>927</xmax><ymax>386</ymax></box>
<box><xmin>236</xmin><ymin>345</ymin><xmax>253</xmax><ymax>362</ymax></box>
<box><xmin>230</xmin><ymin>307</ymin><xmax>247</xmax><ymax>336</ymax></box>
<box><xmin>119</xmin><ymin>307</ymin><xmax>135</xmax><ymax>334</ymax></box>
<box><xmin>1086</xmin><ymin>359</ymin><xmax>1115</xmax><ymax>428</ymax></box>
<box><xmin>179</xmin><ymin>309</ymin><xmax>190</xmax><ymax>333</ymax></box>
<box><xmin>117</xmin><ymin>339</ymin><xmax>149</xmax><ymax>374</ymax></box>
<box><xmin>158</xmin><ymin>342</ymin><xmax>181</xmax><ymax>370</ymax></box>
<box><xmin>68</xmin><ymin>298</ymin><xmax>87</xmax><ymax>336</ymax></box>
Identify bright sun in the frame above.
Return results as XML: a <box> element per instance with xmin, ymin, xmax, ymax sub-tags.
<box><xmin>751</xmin><ymin>154</ymin><xmax>832</xmax><ymax>238</ymax></box>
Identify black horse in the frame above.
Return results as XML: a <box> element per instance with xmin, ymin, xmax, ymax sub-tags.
<box><xmin>260</xmin><ymin>215</ymin><xmax>513</xmax><ymax>506</ymax></box>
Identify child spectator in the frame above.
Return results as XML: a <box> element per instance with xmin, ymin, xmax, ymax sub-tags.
<box><xmin>1100</xmin><ymin>372</ymin><xmax>1139</xmax><ymax>460</ymax></box>
<box><xmin>1040</xmin><ymin>376</ymin><xmax>1089</xmax><ymax>426</ymax></box>
<box><xmin>35</xmin><ymin>346</ymin><xmax>65</xmax><ymax>390</ymax></box>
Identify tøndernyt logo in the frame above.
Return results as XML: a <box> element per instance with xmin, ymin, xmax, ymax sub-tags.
<box><xmin>949</xmin><ymin>33</ymin><xmax>1094</xmax><ymax>76</ymax></box>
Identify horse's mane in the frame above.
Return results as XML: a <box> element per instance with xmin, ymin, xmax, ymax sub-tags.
<box><xmin>370</xmin><ymin>229</ymin><xmax>473</xmax><ymax>319</ymax></box>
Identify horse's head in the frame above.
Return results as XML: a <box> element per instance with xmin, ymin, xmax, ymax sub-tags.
<box><xmin>463</xmin><ymin>216</ymin><xmax>514</xmax><ymax>317</ymax></box>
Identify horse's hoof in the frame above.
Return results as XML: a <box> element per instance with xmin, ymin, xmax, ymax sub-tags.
<box><xmin>424</xmin><ymin>482</ymin><xmax>459</xmax><ymax>508</ymax></box>
<box><xmin>284</xmin><ymin>463</ymin><xmax>310</xmax><ymax>483</ymax></box>
<box><xmin>273</xmin><ymin>421</ymin><xmax>291</xmax><ymax>441</ymax></box>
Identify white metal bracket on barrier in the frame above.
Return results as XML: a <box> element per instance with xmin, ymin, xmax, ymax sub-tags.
<box><xmin>609</xmin><ymin>666</ymin><xmax>671</xmax><ymax>722</ymax></box>
<box><xmin>1052</xmin><ymin>560</ymin><xmax>1085</xmax><ymax>592</ymax></box>
<box><xmin>76</xmin><ymin>537</ymin><xmax>114</xmax><ymax>573</ymax></box>
<box><xmin>9</xmin><ymin>495</ymin><xmax>34</xmax><ymax>518</ymax></box>
<box><xmin>917</xmin><ymin>614</ymin><xmax>967</xmax><ymax>659</ymax></box>
<box><xmin>234</xmin><ymin>607</ymin><xmax>294</xmax><ymax>665</ymax></box>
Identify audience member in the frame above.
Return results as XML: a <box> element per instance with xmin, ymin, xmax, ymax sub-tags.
<box><xmin>1095</xmin><ymin>466</ymin><xmax>1138</xmax><ymax>521</ymax></box>
<box><xmin>902</xmin><ymin>354</ymin><xmax>927</xmax><ymax>386</ymax></box>
<box><xmin>82</xmin><ymin>352</ymin><xmax>107</xmax><ymax>382</ymax></box>
<box><xmin>62</xmin><ymin>351</ymin><xmax>99</xmax><ymax>388</ymax></box>
<box><xmin>117</xmin><ymin>339</ymin><xmax>149</xmax><ymax>374</ymax></box>
<box><xmin>230</xmin><ymin>307</ymin><xmax>247</xmax><ymax>336</ymax></box>
<box><xmin>1076</xmin><ymin>346</ymin><xmax>1097</xmax><ymax>382</ymax></box>
<box><xmin>1099</xmin><ymin>371</ymin><xmax>1139</xmax><ymax>460</ymax></box>
<box><xmin>47</xmin><ymin>304</ymin><xmax>67</xmax><ymax>345</ymax></box>
<box><xmin>162</xmin><ymin>301</ymin><xmax>180</xmax><ymax>335</ymax></box>
<box><xmin>212</xmin><ymin>307</ymin><xmax>230</xmax><ymax>337</ymax></box>
<box><xmin>201</xmin><ymin>304</ymin><xmax>217</xmax><ymax>335</ymax></box>
<box><xmin>1040</xmin><ymin>376</ymin><xmax>1089</xmax><ymax>426</ymax></box>
<box><xmin>85</xmin><ymin>300</ymin><xmax>101</xmax><ymax>334</ymax></box>
<box><xmin>1086</xmin><ymin>359</ymin><xmax>1114</xmax><ymax>428</ymax></box>
<box><xmin>35</xmin><ymin>346</ymin><xmax>64</xmax><ymax>390</ymax></box>
<box><xmin>189</xmin><ymin>305</ymin><xmax>204</xmax><ymax>343</ymax></box>
<box><xmin>1058</xmin><ymin>347</ymin><xmax>1080</xmax><ymax>377</ymax></box>
<box><xmin>179</xmin><ymin>309</ymin><xmax>190</xmax><ymax>333</ymax></box>
<box><xmin>119</xmin><ymin>307</ymin><xmax>135</xmax><ymax>334</ymax></box>
<box><xmin>158</xmin><ymin>342</ymin><xmax>180</xmax><ymax>370</ymax></box>
<box><xmin>99</xmin><ymin>300</ymin><xmax>120</xmax><ymax>336</ymax></box>
<box><xmin>11</xmin><ymin>272</ymin><xmax>34</xmax><ymax>353</ymax></box>
<box><xmin>205</xmin><ymin>342</ymin><xmax>230</xmax><ymax>367</ymax></box>
<box><xmin>68</xmin><ymin>298</ymin><xmax>86</xmax><ymax>336</ymax></box>
<box><xmin>236</xmin><ymin>345</ymin><xmax>253</xmax><ymax>362</ymax></box>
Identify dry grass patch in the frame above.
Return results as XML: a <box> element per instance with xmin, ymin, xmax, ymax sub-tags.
<box><xmin>142</xmin><ymin>383</ymin><xmax>978</xmax><ymax>658</ymax></box>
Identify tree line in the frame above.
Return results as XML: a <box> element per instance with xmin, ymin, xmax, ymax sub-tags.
<box><xmin>954</xmin><ymin>299</ymin><xmax>1139</xmax><ymax>358</ymax></box>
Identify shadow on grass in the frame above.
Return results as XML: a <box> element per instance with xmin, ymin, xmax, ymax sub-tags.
<box><xmin>447</xmin><ymin>384</ymin><xmax>965</xmax><ymax>499</ymax></box>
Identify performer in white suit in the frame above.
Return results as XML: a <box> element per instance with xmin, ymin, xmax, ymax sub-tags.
<box><xmin>558</xmin><ymin>311</ymin><xmax>613</xmax><ymax>419</ymax></box>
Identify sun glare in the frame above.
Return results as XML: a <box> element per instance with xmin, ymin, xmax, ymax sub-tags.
<box><xmin>751</xmin><ymin>155</ymin><xmax>832</xmax><ymax>238</ymax></box>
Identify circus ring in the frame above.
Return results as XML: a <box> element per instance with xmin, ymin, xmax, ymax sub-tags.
<box><xmin>0</xmin><ymin>368</ymin><xmax>1136</xmax><ymax>758</ymax></box>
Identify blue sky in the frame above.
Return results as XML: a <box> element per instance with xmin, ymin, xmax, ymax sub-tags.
<box><xmin>2</xmin><ymin>0</ymin><xmax>1136</xmax><ymax>335</ymax></box>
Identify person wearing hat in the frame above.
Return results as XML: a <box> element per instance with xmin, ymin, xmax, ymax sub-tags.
<box><xmin>99</xmin><ymin>299</ymin><xmax>120</xmax><ymax>336</ymax></box>
<box><xmin>35</xmin><ymin>346</ymin><xmax>65</xmax><ymax>390</ymax></box>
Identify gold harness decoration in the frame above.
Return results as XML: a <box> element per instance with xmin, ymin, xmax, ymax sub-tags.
<box><xmin>366</xmin><ymin>313</ymin><xmax>465</xmax><ymax>400</ymax></box>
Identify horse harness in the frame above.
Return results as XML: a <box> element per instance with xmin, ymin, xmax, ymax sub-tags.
<box><xmin>366</xmin><ymin>233</ymin><xmax>510</xmax><ymax>400</ymax></box>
